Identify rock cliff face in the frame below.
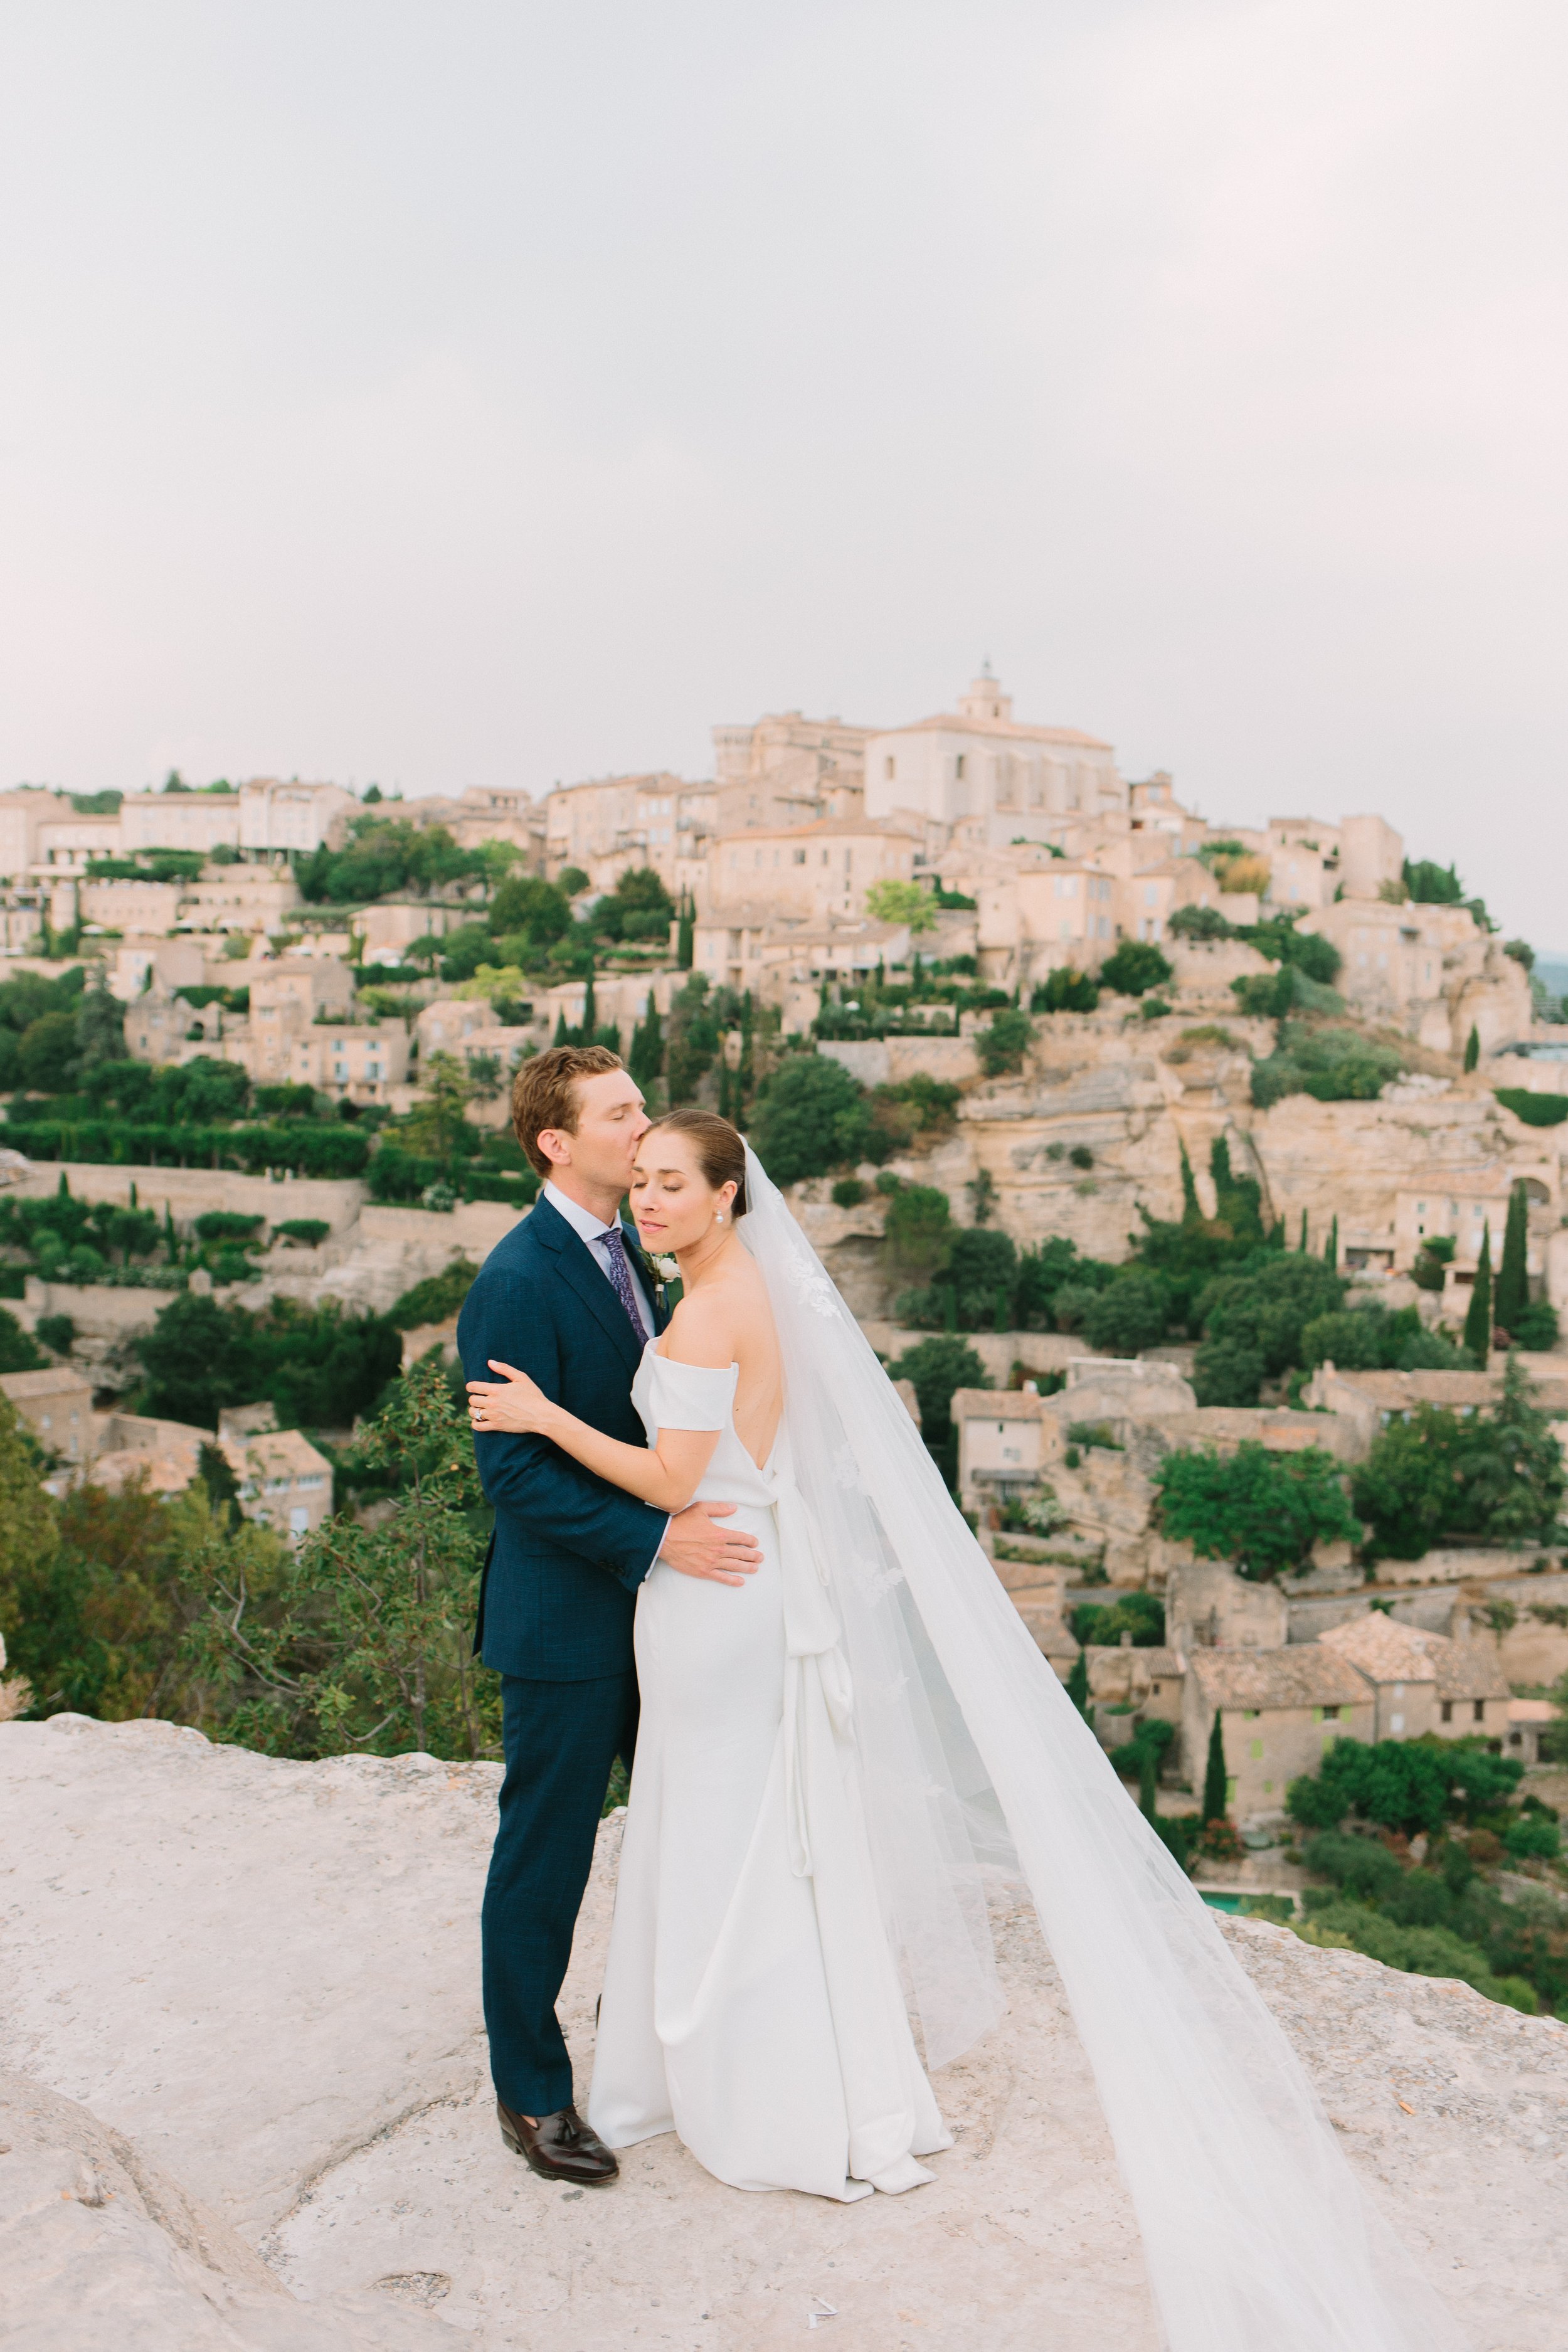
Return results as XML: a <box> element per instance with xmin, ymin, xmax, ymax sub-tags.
<box><xmin>4</xmin><ymin>1716</ymin><xmax>1565</xmax><ymax>2349</ymax></box>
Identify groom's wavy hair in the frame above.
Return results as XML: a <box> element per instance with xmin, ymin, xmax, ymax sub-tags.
<box><xmin>644</xmin><ymin>1108</ymin><xmax>748</xmax><ymax>1218</ymax></box>
<box><xmin>512</xmin><ymin>1043</ymin><xmax>626</xmax><ymax>1176</ymax></box>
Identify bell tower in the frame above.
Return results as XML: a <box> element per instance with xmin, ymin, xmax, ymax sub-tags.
<box><xmin>956</xmin><ymin>660</ymin><xmax>1012</xmax><ymax>723</ymax></box>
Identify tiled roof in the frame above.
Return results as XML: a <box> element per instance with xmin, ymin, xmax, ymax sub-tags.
<box><xmin>1084</xmin><ymin>1646</ymin><xmax>1185</xmax><ymax>1676</ymax></box>
<box><xmin>952</xmin><ymin>1389</ymin><xmax>1049</xmax><ymax>1422</ymax></box>
<box><xmin>1431</xmin><ymin>1643</ymin><xmax>1513</xmax><ymax>1703</ymax></box>
<box><xmin>1321</xmin><ymin>1615</ymin><xmax>1439</xmax><ymax>1684</ymax></box>
<box><xmin>1320</xmin><ymin>1616</ymin><xmax>1513</xmax><ymax>1702</ymax></box>
<box><xmin>1189</xmin><ymin>1647</ymin><xmax>1370</xmax><ymax>1711</ymax></box>
<box><xmin>877</xmin><ymin>714</ymin><xmax>1114</xmax><ymax>751</ymax></box>
<box><xmin>220</xmin><ymin>1429</ymin><xmax>332</xmax><ymax>1480</ymax></box>
<box><xmin>0</xmin><ymin>1367</ymin><xmax>92</xmax><ymax>1401</ymax></box>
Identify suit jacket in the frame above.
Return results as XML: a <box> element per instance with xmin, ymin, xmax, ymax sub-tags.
<box><xmin>458</xmin><ymin>1192</ymin><xmax>669</xmax><ymax>1682</ymax></box>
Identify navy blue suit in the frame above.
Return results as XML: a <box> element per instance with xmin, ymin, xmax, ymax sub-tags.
<box><xmin>458</xmin><ymin>1192</ymin><xmax>668</xmax><ymax>2116</ymax></box>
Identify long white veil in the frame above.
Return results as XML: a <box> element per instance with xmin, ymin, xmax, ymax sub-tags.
<box><xmin>739</xmin><ymin>1143</ymin><xmax>1468</xmax><ymax>2352</ymax></box>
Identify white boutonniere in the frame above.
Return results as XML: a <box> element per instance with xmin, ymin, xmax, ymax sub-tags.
<box><xmin>650</xmin><ymin>1253</ymin><xmax>680</xmax><ymax>1286</ymax></box>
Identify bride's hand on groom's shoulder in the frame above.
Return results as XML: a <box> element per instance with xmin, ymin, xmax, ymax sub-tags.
<box><xmin>468</xmin><ymin>1362</ymin><xmax>553</xmax><ymax>1437</ymax></box>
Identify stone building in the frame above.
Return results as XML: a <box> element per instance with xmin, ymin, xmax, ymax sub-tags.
<box><xmin>0</xmin><ymin>1367</ymin><xmax>95</xmax><ymax>1464</ymax></box>
<box><xmin>712</xmin><ymin>712</ymin><xmax>872</xmax><ymax>833</ymax></box>
<box><xmin>708</xmin><ymin>816</ymin><xmax>920</xmax><ymax>926</ymax></box>
<box><xmin>543</xmin><ymin>773</ymin><xmax>716</xmax><ymax>897</ymax></box>
<box><xmin>953</xmin><ymin>1389</ymin><xmax>1054</xmax><ymax>1513</ymax></box>
<box><xmin>238</xmin><ymin>780</ymin><xmax>358</xmax><ymax>861</ymax></box>
<box><xmin>1184</xmin><ymin>1646</ymin><xmax>1374</xmax><ymax>1816</ymax></box>
<box><xmin>1319</xmin><ymin>1615</ymin><xmax>1513</xmax><ymax>1744</ymax></box>
<box><xmin>864</xmin><ymin>667</ymin><xmax>1128</xmax><ymax>854</ymax></box>
<box><xmin>218</xmin><ymin>1425</ymin><xmax>334</xmax><ymax>1542</ymax></box>
<box><xmin>119</xmin><ymin>790</ymin><xmax>241</xmax><ymax>858</ymax></box>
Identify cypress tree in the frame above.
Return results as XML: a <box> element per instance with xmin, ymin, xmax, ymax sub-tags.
<box><xmin>1298</xmin><ymin>1208</ymin><xmax>1308</xmax><ymax>1253</ymax></box>
<box><xmin>1179</xmin><ymin>1142</ymin><xmax>1200</xmax><ymax>1223</ymax></box>
<box><xmin>1323</xmin><ymin>1214</ymin><xmax>1338</xmax><ymax>1269</ymax></box>
<box><xmin>552</xmin><ymin>1010</ymin><xmax>568</xmax><ymax>1047</ymax></box>
<box><xmin>581</xmin><ymin>965</ymin><xmax>596</xmax><ymax>1041</ymax></box>
<box><xmin>628</xmin><ymin>993</ymin><xmax>664</xmax><ymax>1091</ymax></box>
<box><xmin>1067</xmin><ymin>1650</ymin><xmax>1091</xmax><ymax>1722</ymax></box>
<box><xmin>1464</xmin><ymin>1024</ymin><xmax>1480</xmax><ymax>1073</ymax></box>
<box><xmin>677</xmin><ymin>891</ymin><xmax>694</xmax><ymax>970</ymax></box>
<box><xmin>1463</xmin><ymin>1224</ymin><xmax>1493</xmax><ymax>1362</ymax></box>
<box><xmin>1202</xmin><ymin>1714</ymin><xmax>1229</xmax><ymax>1823</ymax></box>
<box><xmin>1495</xmin><ymin>1180</ymin><xmax>1529</xmax><ymax>1339</ymax></box>
<box><xmin>1138</xmin><ymin>1741</ymin><xmax>1159</xmax><ymax>1823</ymax></box>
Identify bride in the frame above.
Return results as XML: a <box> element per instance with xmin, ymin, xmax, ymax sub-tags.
<box><xmin>467</xmin><ymin>1108</ymin><xmax>1469</xmax><ymax>2350</ymax></box>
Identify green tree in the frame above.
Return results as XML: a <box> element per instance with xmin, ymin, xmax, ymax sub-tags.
<box><xmin>1463</xmin><ymin>1226</ymin><xmax>1492</xmax><ymax>1360</ymax></box>
<box><xmin>402</xmin><ymin>1051</ymin><xmax>477</xmax><ymax>1163</ymax></box>
<box><xmin>18</xmin><ymin>1009</ymin><xmax>80</xmax><ymax>1093</ymax></box>
<box><xmin>1458</xmin><ymin>1349</ymin><xmax>1565</xmax><ymax>1545</ymax></box>
<box><xmin>1196</xmin><ymin>1251</ymin><xmax>1343</xmax><ymax>1380</ymax></box>
<box><xmin>489</xmin><ymin>874</ymin><xmax>571</xmax><ymax>951</ymax></box>
<box><xmin>1465</xmin><ymin>1024</ymin><xmax>1480</xmax><ymax>1073</ymax></box>
<box><xmin>181</xmin><ymin>1357</ymin><xmax>495</xmax><ymax>1758</ymax></box>
<box><xmin>665</xmin><ymin>973</ymin><xmax>722</xmax><ymax>1105</ymax></box>
<box><xmin>677</xmin><ymin>890</ymin><xmax>694</xmax><ymax>969</ymax></box>
<box><xmin>1202</xmin><ymin>1715</ymin><xmax>1229</xmax><ymax>1823</ymax></box>
<box><xmin>628</xmin><ymin>993</ymin><xmax>665</xmax><ymax>1091</ymax></box>
<box><xmin>864</xmin><ymin>877</ymin><xmax>938</xmax><ymax>934</ymax></box>
<box><xmin>1154</xmin><ymin>1443</ymin><xmax>1360</xmax><ymax>1581</ymax></box>
<box><xmin>749</xmin><ymin>1054</ymin><xmax>873</xmax><ymax>1185</ymax></box>
<box><xmin>977</xmin><ymin>1007</ymin><xmax>1034</xmax><ymax>1076</ymax></box>
<box><xmin>1067</xmin><ymin>1650</ymin><xmax>1092</xmax><ymax>1722</ymax></box>
<box><xmin>73</xmin><ymin>971</ymin><xmax>125</xmax><ymax>1072</ymax></box>
<box><xmin>885</xmin><ymin>1335</ymin><xmax>988</xmax><ymax>1461</ymax></box>
<box><xmin>0</xmin><ymin>1311</ymin><xmax>45</xmax><ymax>1375</ymax></box>
<box><xmin>1031</xmin><ymin>967</ymin><xmax>1099</xmax><ymax>1013</ymax></box>
<box><xmin>1081</xmin><ymin>1268</ymin><xmax>1169</xmax><ymax>1356</ymax></box>
<box><xmin>883</xmin><ymin>1184</ymin><xmax>953</xmax><ymax>1278</ymax></box>
<box><xmin>1495</xmin><ymin>1182</ymin><xmax>1529</xmax><ymax>1339</ymax></box>
<box><xmin>1098</xmin><ymin>941</ymin><xmax>1173</xmax><ymax>997</ymax></box>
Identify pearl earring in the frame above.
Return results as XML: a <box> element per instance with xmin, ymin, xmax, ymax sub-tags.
<box><xmin>716</xmin><ymin>1212</ymin><xmax>725</xmax><ymax>1224</ymax></box>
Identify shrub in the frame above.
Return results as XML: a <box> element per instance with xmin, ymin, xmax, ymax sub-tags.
<box><xmin>34</xmin><ymin>1313</ymin><xmax>76</xmax><ymax>1356</ymax></box>
<box><xmin>1301</xmin><ymin>1830</ymin><xmax>1406</xmax><ymax>1902</ymax></box>
<box><xmin>1190</xmin><ymin>1336</ymin><xmax>1267</xmax><ymax>1407</ymax></box>
<box><xmin>886</xmin><ymin>1335</ymin><xmax>988</xmax><ymax>1488</ymax></box>
<box><xmin>1197</xmin><ymin>1251</ymin><xmax>1344</xmax><ymax>1378</ymax></box>
<box><xmin>749</xmin><ymin>1054</ymin><xmax>875</xmax><ymax>1185</ymax></box>
<box><xmin>977</xmin><ymin>1007</ymin><xmax>1034</xmax><ymax>1077</ymax></box>
<box><xmin>1295</xmin><ymin>1897</ymin><xmax>1537</xmax><ymax>2013</ymax></box>
<box><xmin>1071</xmin><ymin>1591</ymin><xmax>1165</xmax><ymax>1648</ymax></box>
<box><xmin>1168</xmin><ymin>905</ymin><xmax>1234</xmax><ymax>941</ymax></box>
<box><xmin>1250</xmin><ymin>1024</ymin><xmax>1402</xmax><ymax>1107</ymax></box>
<box><xmin>1155</xmin><ymin>1443</ymin><xmax>1359</xmax><ymax>1581</ymax></box>
<box><xmin>1031</xmin><ymin>967</ymin><xmax>1099</xmax><ymax>1014</ymax></box>
<box><xmin>1068</xmin><ymin>1144</ymin><xmax>1094</xmax><ymax>1169</ymax></box>
<box><xmin>193</xmin><ymin>1211</ymin><xmax>266</xmax><ymax>1245</ymax></box>
<box><xmin>388</xmin><ymin>1256</ymin><xmax>479</xmax><ymax>1331</ymax></box>
<box><xmin>274</xmin><ymin>1219</ymin><xmax>331</xmax><ymax>1248</ymax></box>
<box><xmin>1493</xmin><ymin>1088</ymin><xmax>1568</xmax><ymax>1128</ymax></box>
<box><xmin>884</xmin><ymin>1184</ymin><xmax>953</xmax><ymax>1278</ymax></box>
<box><xmin>831</xmin><ymin>1177</ymin><xmax>866</xmax><ymax>1209</ymax></box>
<box><xmin>1505</xmin><ymin>1815</ymin><xmax>1562</xmax><ymax>1862</ymax></box>
<box><xmin>1081</xmin><ymin>1269</ymin><xmax>1169</xmax><ymax>1356</ymax></box>
<box><xmin>1098</xmin><ymin>941</ymin><xmax>1173</xmax><ymax>998</ymax></box>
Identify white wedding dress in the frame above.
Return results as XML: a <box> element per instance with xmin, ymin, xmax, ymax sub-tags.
<box><xmin>580</xmin><ymin>1148</ymin><xmax>1470</xmax><ymax>2352</ymax></box>
<box><xmin>587</xmin><ymin>1342</ymin><xmax>950</xmax><ymax>2198</ymax></box>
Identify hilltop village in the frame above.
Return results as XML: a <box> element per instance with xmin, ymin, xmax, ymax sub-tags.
<box><xmin>3</xmin><ymin>670</ymin><xmax>1568</xmax><ymax>2023</ymax></box>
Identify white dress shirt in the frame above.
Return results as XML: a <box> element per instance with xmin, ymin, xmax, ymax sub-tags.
<box><xmin>541</xmin><ymin>1180</ymin><xmax>671</xmax><ymax>1561</ymax></box>
<box><xmin>542</xmin><ymin>1181</ymin><xmax>656</xmax><ymax>1339</ymax></box>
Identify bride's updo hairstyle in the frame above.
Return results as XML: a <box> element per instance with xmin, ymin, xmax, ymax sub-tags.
<box><xmin>644</xmin><ymin>1108</ymin><xmax>748</xmax><ymax>1219</ymax></box>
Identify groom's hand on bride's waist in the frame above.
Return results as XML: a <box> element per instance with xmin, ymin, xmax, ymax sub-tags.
<box><xmin>659</xmin><ymin>1502</ymin><xmax>763</xmax><ymax>1587</ymax></box>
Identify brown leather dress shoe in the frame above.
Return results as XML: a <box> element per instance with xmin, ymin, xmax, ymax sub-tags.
<box><xmin>497</xmin><ymin>2098</ymin><xmax>620</xmax><ymax>2186</ymax></box>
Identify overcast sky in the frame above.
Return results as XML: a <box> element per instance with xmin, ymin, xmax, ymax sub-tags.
<box><xmin>1</xmin><ymin>3</ymin><xmax>1564</xmax><ymax>938</ymax></box>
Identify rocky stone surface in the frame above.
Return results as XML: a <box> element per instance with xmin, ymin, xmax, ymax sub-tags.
<box><xmin>4</xmin><ymin>1714</ymin><xmax>1566</xmax><ymax>2349</ymax></box>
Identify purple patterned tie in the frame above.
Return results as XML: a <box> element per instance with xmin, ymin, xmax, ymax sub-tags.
<box><xmin>598</xmin><ymin>1225</ymin><xmax>647</xmax><ymax>1340</ymax></box>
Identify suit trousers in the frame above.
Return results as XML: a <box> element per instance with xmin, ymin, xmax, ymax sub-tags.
<box><xmin>482</xmin><ymin>1670</ymin><xmax>640</xmax><ymax>2117</ymax></box>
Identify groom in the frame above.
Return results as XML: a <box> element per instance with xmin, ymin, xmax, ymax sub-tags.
<box><xmin>457</xmin><ymin>1043</ymin><xmax>762</xmax><ymax>2187</ymax></box>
